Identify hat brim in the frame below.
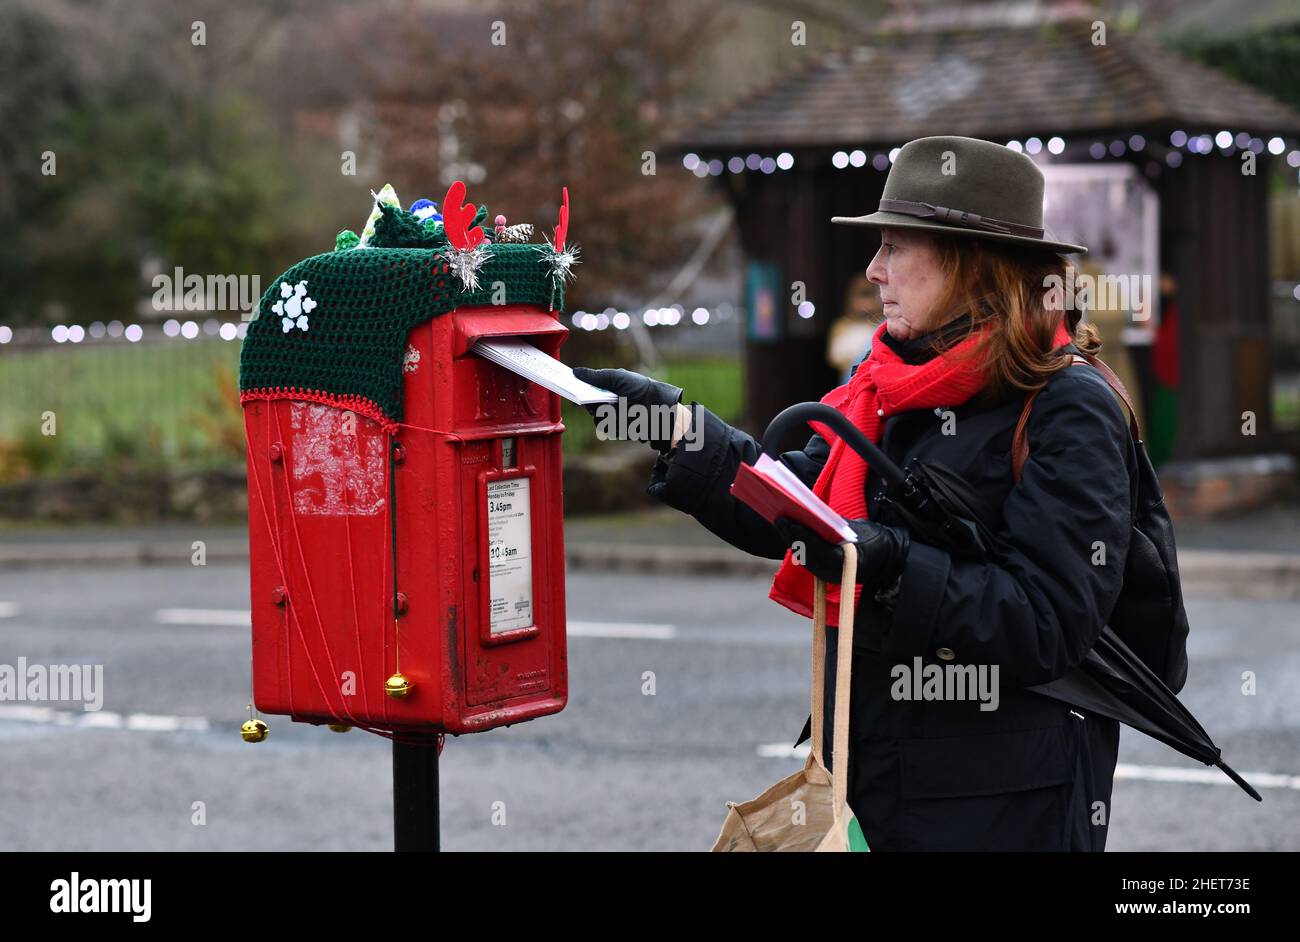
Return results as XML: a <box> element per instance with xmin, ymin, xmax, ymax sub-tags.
<box><xmin>830</xmin><ymin>211</ymin><xmax>1088</xmax><ymax>256</ymax></box>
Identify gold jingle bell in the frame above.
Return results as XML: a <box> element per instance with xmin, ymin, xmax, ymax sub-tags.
<box><xmin>241</xmin><ymin>718</ymin><xmax>269</xmax><ymax>743</ymax></box>
<box><xmin>327</xmin><ymin>723</ymin><xmax>353</xmax><ymax>733</ymax></box>
<box><xmin>384</xmin><ymin>672</ymin><xmax>413</xmax><ymax>699</ymax></box>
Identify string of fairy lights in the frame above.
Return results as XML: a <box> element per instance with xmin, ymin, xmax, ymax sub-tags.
<box><xmin>8</xmin><ymin>128</ymin><xmax>1299</xmax><ymax>346</ymax></box>
<box><xmin>667</xmin><ymin>129</ymin><xmax>1300</xmax><ymax>334</ymax></box>
<box><xmin>683</xmin><ymin>129</ymin><xmax>1300</xmax><ymax>178</ymax></box>
<box><xmin>0</xmin><ymin>319</ymin><xmax>250</xmax><ymax>346</ymax></box>
<box><xmin>568</xmin><ymin>303</ymin><xmax>740</xmax><ymax>332</ymax></box>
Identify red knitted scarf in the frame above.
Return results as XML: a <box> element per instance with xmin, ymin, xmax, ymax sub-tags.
<box><xmin>768</xmin><ymin>315</ymin><xmax>1072</xmax><ymax>626</ymax></box>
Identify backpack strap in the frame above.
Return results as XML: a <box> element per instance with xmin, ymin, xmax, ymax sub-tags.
<box><xmin>1012</xmin><ymin>352</ymin><xmax>1142</xmax><ymax>483</ymax></box>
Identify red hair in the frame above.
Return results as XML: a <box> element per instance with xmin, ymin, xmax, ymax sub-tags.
<box><xmin>917</xmin><ymin>236</ymin><xmax>1102</xmax><ymax>401</ymax></box>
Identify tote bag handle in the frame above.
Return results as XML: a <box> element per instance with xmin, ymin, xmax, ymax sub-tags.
<box><xmin>810</xmin><ymin>542</ymin><xmax>858</xmax><ymax>817</ymax></box>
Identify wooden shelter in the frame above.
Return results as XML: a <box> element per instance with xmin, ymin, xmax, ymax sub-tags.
<box><xmin>667</xmin><ymin>6</ymin><xmax>1300</xmax><ymax>460</ymax></box>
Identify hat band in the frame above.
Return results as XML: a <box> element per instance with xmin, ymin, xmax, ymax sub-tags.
<box><xmin>878</xmin><ymin>198</ymin><xmax>1044</xmax><ymax>239</ymax></box>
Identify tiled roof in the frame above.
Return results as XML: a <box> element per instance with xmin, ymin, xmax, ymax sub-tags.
<box><xmin>667</xmin><ymin>17</ymin><xmax>1300</xmax><ymax>152</ymax></box>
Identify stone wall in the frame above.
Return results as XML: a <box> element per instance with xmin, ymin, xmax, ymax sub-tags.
<box><xmin>1160</xmin><ymin>453</ymin><xmax>1298</xmax><ymax>520</ymax></box>
<box><xmin>0</xmin><ymin>445</ymin><xmax>658</xmax><ymax>524</ymax></box>
<box><xmin>3</xmin><ymin>447</ymin><xmax>1290</xmax><ymax>525</ymax></box>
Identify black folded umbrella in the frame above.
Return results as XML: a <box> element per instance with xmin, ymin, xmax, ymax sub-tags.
<box><xmin>1028</xmin><ymin>630</ymin><xmax>1261</xmax><ymax>800</ymax></box>
<box><xmin>766</xmin><ymin>402</ymin><xmax>1261</xmax><ymax>802</ymax></box>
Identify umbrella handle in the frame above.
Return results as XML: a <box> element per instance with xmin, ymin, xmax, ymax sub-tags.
<box><xmin>761</xmin><ymin>402</ymin><xmax>909</xmax><ymax>490</ymax></box>
<box><xmin>1215</xmin><ymin>760</ymin><xmax>1263</xmax><ymax>802</ymax></box>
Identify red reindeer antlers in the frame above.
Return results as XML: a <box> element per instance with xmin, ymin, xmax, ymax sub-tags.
<box><xmin>554</xmin><ymin>186</ymin><xmax>569</xmax><ymax>252</ymax></box>
<box><xmin>442</xmin><ymin>180</ymin><xmax>484</xmax><ymax>251</ymax></box>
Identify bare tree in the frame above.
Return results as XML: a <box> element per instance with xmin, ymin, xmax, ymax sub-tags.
<box><xmin>341</xmin><ymin>0</ymin><xmax>727</xmax><ymax>311</ymax></box>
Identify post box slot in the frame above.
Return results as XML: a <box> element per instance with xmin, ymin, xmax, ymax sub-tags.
<box><xmin>454</xmin><ymin>307</ymin><xmax>567</xmax><ymax>359</ymax></box>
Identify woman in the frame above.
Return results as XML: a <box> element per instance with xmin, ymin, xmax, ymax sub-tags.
<box><xmin>574</xmin><ymin>136</ymin><xmax>1134</xmax><ymax>852</ymax></box>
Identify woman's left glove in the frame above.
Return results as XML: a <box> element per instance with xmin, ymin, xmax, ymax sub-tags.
<box><xmin>773</xmin><ymin>517</ymin><xmax>911</xmax><ymax>590</ymax></box>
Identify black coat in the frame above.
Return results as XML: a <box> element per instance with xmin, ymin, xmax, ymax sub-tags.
<box><xmin>647</xmin><ymin>344</ymin><xmax>1134</xmax><ymax>851</ymax></box>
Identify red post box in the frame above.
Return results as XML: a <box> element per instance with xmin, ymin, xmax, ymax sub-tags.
<box><xmin>240</xmin><ymin>188</ymin><xmax>571</xmax><ymax>736</ymax></box>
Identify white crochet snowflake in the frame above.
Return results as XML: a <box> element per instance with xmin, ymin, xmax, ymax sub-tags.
<box><xmin>273</xmin><ymin>280</ymin><xmax>316</xmax><ymax>333</ymax></box>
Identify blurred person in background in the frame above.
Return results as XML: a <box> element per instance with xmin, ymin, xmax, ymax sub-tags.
<box><xmin>1076</xmin><ymin>252</ymin><xmax>1145</xmax><ymax>431</ymax></box>
<box><xmin>1147</xmin><ymin>273</ymin><xmax>1181</xmax><ymax>468</ymax></box>
<box><xmin>826</xmin><ymin>272</ymin><xmax>884</xmax><ymax>383</ymax></box>
<box><xmin>574</xmin><ymin>136</ymin><xmax>1137</xmax><ymax>851</ymax></box>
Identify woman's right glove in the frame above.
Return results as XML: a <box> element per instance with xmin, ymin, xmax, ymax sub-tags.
<box><xmin>571</xmin><ymin>367</ymin><xmax>685</xmax><ymax>454</ymax></box>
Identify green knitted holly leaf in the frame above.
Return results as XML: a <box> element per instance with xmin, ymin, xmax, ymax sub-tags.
<box><xmin>368</xmin><ymin>202</ymin><xmax>445</xmax><ymax>249</ymax></box>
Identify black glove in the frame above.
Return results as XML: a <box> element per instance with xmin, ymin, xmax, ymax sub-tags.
<box><xmin>773</xmin><ymin>517</ymin><xmax>911</xmax><ymax>590</ymax></box>
<box><xmin>571</xmin><ymin>367</ymin><xmax>685</xmax><ymax>454</ymax></box>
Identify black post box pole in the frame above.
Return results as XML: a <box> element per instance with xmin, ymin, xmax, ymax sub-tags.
<box><xmin>393</xmin><ymin>735</ymin><xmax>440</xmax><ymax>852</ymax></box>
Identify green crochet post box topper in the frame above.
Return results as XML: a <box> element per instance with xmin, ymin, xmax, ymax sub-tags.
<box><xmin>239</xmin><ymin>181</ymin><xmax>578</xmax><ymax>431</ymax></box>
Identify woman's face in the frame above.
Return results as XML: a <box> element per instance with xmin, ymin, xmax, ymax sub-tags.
<box><xmin>865</xmin><ymin>227</ymin><xmax>952</xmax><ymax>341</ymax></box>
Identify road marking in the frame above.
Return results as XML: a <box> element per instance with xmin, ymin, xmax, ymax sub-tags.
<box><xmin>156</xmin><ymin>608</ymin><xmax>251</xmax><ymax>626</ymax></box>
<box><xmin>153</xmin><ymin>609</ymin><xmax>680</xmax><ymax>640</ymax></box>
<box><xmin>756</xmin><ymin>743</ymin><xmax>1300</xmax><ymax>791</ymax></box>
<box><xmin>567</xmin><ymin>621</ymin><xmax>678</xmax><ymax>639</ymax></box>
<box><xmin>0</xmin><ymin>705</ymin><xmax>209</xmax><ymax>733</ymax></box>
<box><xmin>759</xmin><ymin>742</ymin><xmax>812</xmax><ymax>758</ymax></box>
<box><xmin>1113</xmin><ymin>762</ymin><xmax>1300</xmax><ymax>791</ymax></box>
<box><xmin>0</xmin><ymin>602</ymin><xmax>17</xmax><ymax>618</ymax></box>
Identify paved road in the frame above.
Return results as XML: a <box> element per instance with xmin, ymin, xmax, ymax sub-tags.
<box><xmin>1</xmin><ymin>563</ymin><xmax>1296</xmax><ymax>850</ymax></box>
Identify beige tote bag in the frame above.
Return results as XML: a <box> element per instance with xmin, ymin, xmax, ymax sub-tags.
<box><xmin>711</xmin><ymin>543</ymin><xmax>869</xmax><ymax>852</ymax></box>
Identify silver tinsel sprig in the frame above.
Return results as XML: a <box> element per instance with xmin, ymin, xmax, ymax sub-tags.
<box><xmin>537</xmin><ymin>237</ymin><xmax>579</xmax><ymax>309</ymax></box>
<box><xmin>447</xmin><ymin>243</ymin><xmax>492</xmax><ymax>293</ymax></box>
<box><xmin>538</xmin><ymin>236</ymin><xmax>580</xmax><ymax>287</ymax></box>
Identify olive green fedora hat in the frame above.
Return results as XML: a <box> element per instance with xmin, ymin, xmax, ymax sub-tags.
<box><xmin>831</xmin><ymin>135</ymin><xmax>1088</xmax><ymax>255</ymax></box>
